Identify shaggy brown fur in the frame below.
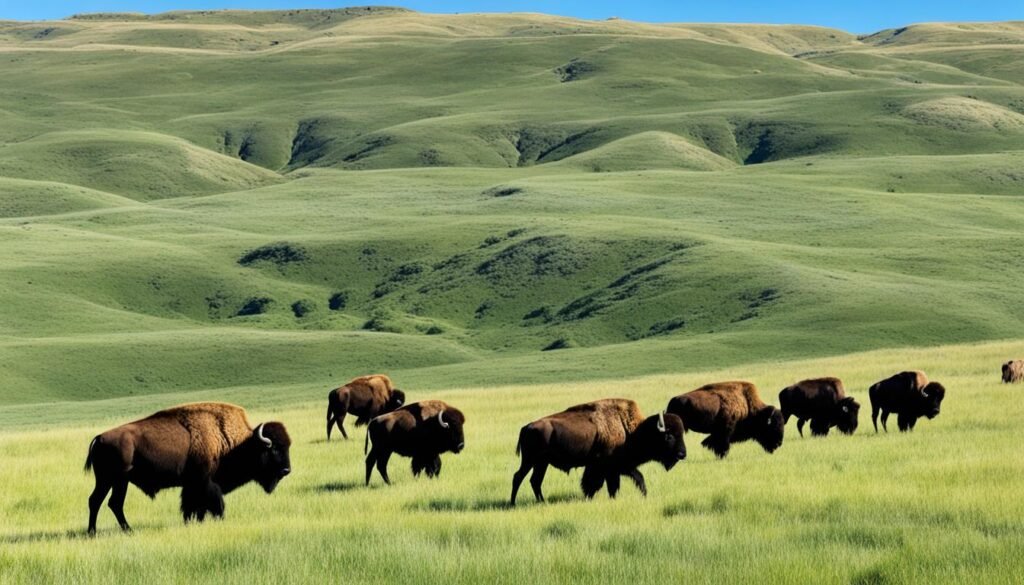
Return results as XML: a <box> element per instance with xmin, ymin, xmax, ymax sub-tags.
<box><xmin>84</xmin><ymin>402</ymin><xmax>291</xmax><ymax>535</ymax></box>
<box><xmin>778</xmin><ymin>377</ymin><xmax>860</xmax><ymax>437</ymax></box>
<box><xmin>510</xmin><ymin>399</ymin><xmax>686</xmax><ymax>505</ymax></box>
<box><xmin>869</xmin><ymin>371</ymin><xmax>945</xmax><ymax>432</ymax></box>
<box><xmin>667</xmin><ymin>381</ymin><xmax>785</xmax><ymax>458</ymax></box>
<box><xmin>1002</xmin><ymin>360</ymin><xmax>1024</xmax><ymax>384</ymax></box>
<box><xmin>364</xmin><ymin>400</ymin><xmax>466</xmax><ymax>485</ymax></box>
<box><xmin>326</xmin><ymin>374</ymin><xmax>406</xmax><ymax>440</ymax></box>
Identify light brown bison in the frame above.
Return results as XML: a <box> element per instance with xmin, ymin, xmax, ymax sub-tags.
<box><xmin>364</xmin><ymin>400</ymin><xmax>465</xmax><ymax>485</ymax></box>
<box><xmin>327</xmin><ymin>374</ymin><xmax>406</xmax><ymax>440</ymax></box>
<box><xmin>667</xmin><ymin>381</ymin><xmax>784</xmax><ymax>458</ymax></box>
<box><xmin>510</xmin><ymin>399</ymin><xmax>685</xmax><ymax>505</ymax></box>
<box><xmin>869</xmin><ymin>371</ymin><xmax>945</xmax><ymax>432</ymax></box>
<box><xmin>1002</xmin><ymin>360</ymin><xmax>1023</xmax><ymax>384</ymax></box>
<box><xmin>84</xmin><ymin>402</ymin><xmax>291</xmax><ymax>535</ymax></box>
<box><xmin>778</xmin><ymin>377</ymin><xmax>860</xmax><ymax>437</ymax></box>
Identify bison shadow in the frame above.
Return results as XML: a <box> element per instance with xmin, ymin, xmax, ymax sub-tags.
<box><xmin>311</xmin><ymin>481</ymin><xmax>367</xmax><ymax>494</ymax></box>
<box><xmin>406</xmin><ymin>498</ymin><xmax>513</xmax><ymax>513</ymax></box>
<box><xmin>1</xmin><ymin>523</ymin><xmax>166</xmax><ymax>543</ymax></box>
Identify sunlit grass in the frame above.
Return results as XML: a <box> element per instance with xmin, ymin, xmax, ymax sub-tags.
<box><xmin>2</xmin><ymin>340</ymin><xmax>1022</xmax><ymax>584</ymax></box>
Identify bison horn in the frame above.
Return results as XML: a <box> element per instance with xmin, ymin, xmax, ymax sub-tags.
<box><xmin>657</xmin><ymin>411</ymin><xmax>666</xmax><ymax>433</ymax></box>
<box><xmin>438</xmin><ymin>411</ymin><xmax>449</xmax><ymax>429</ymax></box>
<box><xmin>255</xmin><ymin>423</ymin><xmax>272</xmax><ymax>447</ymax></box>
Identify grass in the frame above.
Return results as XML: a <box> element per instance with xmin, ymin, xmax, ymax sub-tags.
<box><xmin>0</xmin><ymin>8</ymin><xmax>1022</xmax><ymax>582</ymax></box>
<box><xmin>1</xmin><ymin>340</ymin><xmax>1023</xmax><ymax>584</ymax></box>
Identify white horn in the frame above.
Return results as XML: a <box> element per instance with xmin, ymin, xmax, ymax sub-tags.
<box><xmin>438</xmin><ymin>410</ymin><xmax>449</xmax><ymax>429</ymax></box>
<box><xmin>657</xmin><ymin>411</ymin><xmax>666</xmax><ymax>433</ymax></box>
<box><xmin>255</xmin><ymin>423</ymin><xmax>272</xmax><ymax>447</ymax></box>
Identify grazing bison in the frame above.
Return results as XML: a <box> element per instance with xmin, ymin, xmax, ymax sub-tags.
<box><xmin>510</xmin><ymin>399</ymin><xmax>685</xmax><ymax>505</ymax></box>
<box><xmin>84</xmin><ymin>402</ymin><xmax>291</xmax><ymax>535</ymax></box>
<box><xmin>667</xmin><ymin>381</ymin><xmax>784</xmax><ymax>458</ymax></box>
<box><xmin>869</xmin><ymin>371</ymin><xmax>945</xmax><ymax>432</ymax></box>
<box><xmin>1002</xmin><ymin>360</ymin><xmax>1023</xmax><ymax>384</ymax></box>
<box><xmin>327</xmin><ymin>374</ymin><xmax>406</xmax><ymax>440</ymax></box>
<box><xmin>364</xmin><ymin>400</ymin><xmax>465</xmax><ymax>485</ymax></box>
<box><xmin>778</xmin><ymin>377</ymin><xmax>860</xmax><ymax>437</ymax></box>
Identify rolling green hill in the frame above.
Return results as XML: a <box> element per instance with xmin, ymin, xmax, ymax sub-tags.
<box><xmin>0</xmin><ymin>8</ymin><xmax>1022</xmax><ymax>412</ymax></box>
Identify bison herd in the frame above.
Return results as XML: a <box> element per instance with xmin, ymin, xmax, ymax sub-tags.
<box><xmin>83</xmin><ymin>360</ymin><xmax>1021</xmax><ymax>534</ymax></box>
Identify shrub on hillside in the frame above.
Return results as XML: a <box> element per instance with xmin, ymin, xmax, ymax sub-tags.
<box><xmin>238</xmin><ymin>242</ymin><xmax>308</xmax><ymax>267</ymax></box>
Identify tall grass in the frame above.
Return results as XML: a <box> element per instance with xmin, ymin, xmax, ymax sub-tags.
<box><xmin>2</xmin><ymin>340</ymin><xmax>1022</xmax><ymax>584</ymax></box>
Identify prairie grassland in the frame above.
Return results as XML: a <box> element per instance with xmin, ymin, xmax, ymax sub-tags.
<box><xmin>1</xmin><ymin>339</ymin><xmax>1022</xmax><ymax>584</ymax></box>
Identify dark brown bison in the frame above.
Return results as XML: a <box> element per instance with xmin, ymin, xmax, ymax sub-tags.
<box><xmin>364</xmin><ymin>400</ymin><xmax>465</xmax><ymax>485</ymax></box>
<box><xmin>1002</xmin><ymin>360</ymin><xmax>1023</xmax><ymax>384</ymax></box>
<box><xmin>869</xmin><ymin>371</ymin><xmax>945</xmax><ymax>432</ymax></box>
<box><xmin>510</xmin><ymin>399</ymin><xmax>685</xmax><ymax>505</ymax></box>
<box><xmin>667</xmin><ymin>381</ymin><xmax>784</xmax><ymax>458</ymax></box>
<box><xmin>326</xmin><ymin>374</ymin><xmax>406</xmax><ymax>440</ymax></box>
<box><xmin>778</xmin><ymin>377</ymin><xmax>860</xmax><ymax>437</ymax></box>
<box><xmin>84</xmin><ymin>402</ymin><xmax>291</xmax><ymax>535</ymax></box>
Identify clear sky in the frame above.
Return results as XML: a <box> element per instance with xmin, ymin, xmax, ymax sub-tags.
<box><xmin>1</xmin><ymin>1</ymin><xmax>1020</xmax><ymax>33</ymax></box>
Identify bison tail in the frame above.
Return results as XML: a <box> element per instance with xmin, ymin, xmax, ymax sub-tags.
<box><xmin>364</xmin><ymin>430</ymin><xmax>370</xmax><ymax>455</ymax></box>
<box><xmin>515</xmin><ymin>426</ymin><xmax>527</xmax><ymax>456</ymax></box>
<box><xmin>84</xmin><ymin>436</ymin><xmax>99</xmax><ymax>472</ymax></box>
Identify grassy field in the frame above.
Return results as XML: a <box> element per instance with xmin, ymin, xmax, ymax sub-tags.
<box><xmin>0</xmin><ymin>7</ymin><xmax>1023</xmax><ymax>584</ymax></box>
<box><xmin>2</xmin><ymin>340</ymin><xmax>1023</xmax><ymax>584</ymax></box>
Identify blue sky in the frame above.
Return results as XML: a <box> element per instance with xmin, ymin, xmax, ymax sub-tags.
<box><xmin>1</xmin><ymin>1</ymin><xmax>1020</xmax><ymax>33</ymax></box>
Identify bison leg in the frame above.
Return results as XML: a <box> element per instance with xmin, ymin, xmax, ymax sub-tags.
<box><xmin>580</xmin><ymin>465</ymin><xmax>604</xmax><ymax>499</ymax></box>
<box><xmin>411</xmin><ymin>455</ymin><xmax>425</xmax><ymax>477</ymax></box>
<box><xmin>529</xmin><ymin>462</ymin><xmax>549</xmax><ymax>503</ymax></box>
<box><xmin>880</xmin><ymin>411</ymin><xmax>890</xmax><ymax>433</ymax></box>
<box><xmin>87</xmin><ymin>477</ymin><xmax>112</xmax><ymax>536</ymax></box>
<box><xmin>796</xmin><ymin>418</ymin><xmax>806</xmax><ymax>438</ymax></box>
<box><xmin>625</xmin><ymin>469</ymin><xmax>647</xmax><ymax>497</ymax></box>
<box><xmin>181</xmin><ymin>481</ymin><xmax>211</xmax><ymax>523</ymax></box>
<box><xmin>897</xmin><ymin>413</ymin><xmax>916</xmax><ymax>432</ymax></box>
<box><xmin>871</xmin><ymin>405</ymin><xmax>880</xmax><ymax>433</ymax></box>
<box><xmin>375</xmin><ymin>450</ymin><xmax>393</xmax><ymax>485</ymax></box>
<box><xmin>605</xmin><ymin>473</ymin><xmax>621</xmax><ymax>499</ymax></box>
<box><xmin>327</xmin><ymin>410</ymin><xmax>349</xmax><ymax>441</ymax></box>
<box><xmin>424</xmin><ymin>455</ymin><xmax>442</xmax><ymax>479</ymax></box>
<box><xmin>701</xmin><ymin>433</ymin><xmax>731</xmax><ymax>458</ymax></box>
<box><xmin>364</xmin><ymin>450</ymin><xmax>377</xmax><ymax>486</ymax></box>
<box><xmin>206</xmin><ymin>483</ymin><xmax>225</xmax><ymax>519</ymax></box>
<box><xmin>510</xmin><ymin>457</ymin><xmax>533</xmax><ymax>506</ymax></box>
<box><xmin>335</xmin><ymin>412</ymin><xmax>348</xmax><ymax>440</ymax></box>
<box><xmin>107</xmin><ymin>478</ymin><xmax>132</xmax><ymax>533</ymax></box>
<box><xmin>809</xmin><ymin>418</ymin><xmax>831</xmax><ymax>437</ymax></box>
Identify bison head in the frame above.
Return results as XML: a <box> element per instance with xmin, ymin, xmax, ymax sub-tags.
<box><xmin>252</xmin><ymin>422</ymin><xmax>292</xmax><ymax>493</ymax></box>
<box><xmin>385</xmin><ymin>389</ymin><xmax>406</xmax><ymax>413</ymax></box>
<box><xmin>834</xmin><ymin>397</ymin><xmax>860</xmax><ymax>435</ymax></box>
<box><xmin>920</xmin><ymin>382</ymin><xmax>945</xmax><ymax>419</ymax></box>
<box><xmin>635</xmin><ymin>412</ymin><xmax>686</xmax><ymax>470</ymax></box>
<box><xmin>754</xmin><ymin>406</ymin><xmax>785</xmax><ymax>453</ymax></box>
<box><xmin>1002</xmin><ymin>363</ymin><xmax>1011</xmax><ymax>383</ymax></box>
<box><xmin>434</xmin><ymin>408</ymin><xmax>465</xmax><ymax>454</ymax></box>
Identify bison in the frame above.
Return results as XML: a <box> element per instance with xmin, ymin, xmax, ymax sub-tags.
<box><xmin>327</xmin><ymin>374</ymin><xmax>406</xmax><ymax>440</ymax></box>
<box><xmin>1002</xmin><ymin>360</ymin><xmax>1023</xmax><ymax>384</ymax></box>
<box><xmin>510</xmin><ymin>399</ymin><xmax>685</xmax><ymax>505</ymax></box>
<box><xmin>778</xmin><ymin>377</ymin><xmax>860</xmax><ymax>437</ymax></box>
<box><xmin>84</xmin><ymin>402</ymin><xmax>291</xmax><ymax>535</ymax></box>
<box><xmin>667</xmin><ymin>381</ymin><xmax>784</xmax><ymax>458</ymax></box>
<box><xmin>364</xmin><ymin>400</ymin><xmax>465</xmax><ymax>485</ymax></box>
<box><xmin>869</xmin><ymin>371</ymin><xmax>945</xmax><ymax>432</ymax></box>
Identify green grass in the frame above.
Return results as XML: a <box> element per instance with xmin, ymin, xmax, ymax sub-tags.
<box><xmin>0</xmin><ymin>9</ymin><xmax>1022</xmax><ymax>582</ymax></box>
<box><xmin>2</xmin><ymin>341</ymin><xmax>1023</xmax><ymax>584</ymax></box>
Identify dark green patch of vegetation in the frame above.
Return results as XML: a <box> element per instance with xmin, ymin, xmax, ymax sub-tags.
<box><xmin>236</xmin><ymin>296</ymin><xmax>273</xmax><ymax>316</ymax></box>
<box><xmin>291</xmin><ymin>299</ymin><xmax>314</xmax><ymax>318</ymax></box>
<box><xmin>238</xmin><ymin>242</ymin><xmax>308</xmax><ymax>267</ymax></box>
<box><xmin>328</xmin><ymin>291</ymin><xmax>348</xmax><ymax>311</ymax></box>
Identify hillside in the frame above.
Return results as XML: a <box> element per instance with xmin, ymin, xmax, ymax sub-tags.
<box><xmin>0</xmin><ymin>8</ymin><xmax>1022</xmax><ymax>409</ymax></box>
